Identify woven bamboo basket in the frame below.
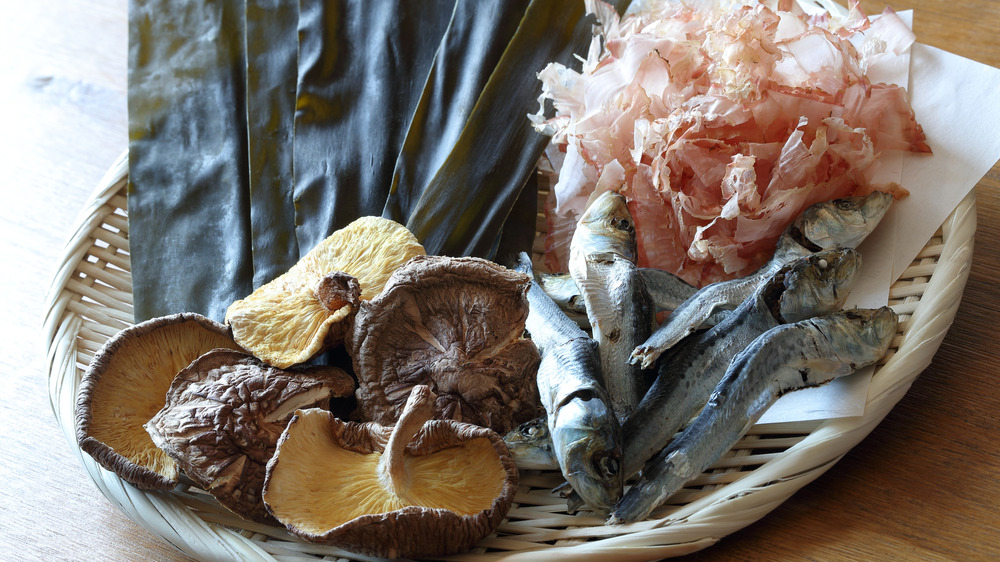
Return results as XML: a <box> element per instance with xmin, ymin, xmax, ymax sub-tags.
<box><xmin>43</xmin><ymin>146</ymin><xmax>975</xmax><ymax>560</ymax></box>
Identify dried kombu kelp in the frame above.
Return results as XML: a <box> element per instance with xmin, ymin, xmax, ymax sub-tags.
<box><xmin>125</xmin><ymin>0</ymin><xmax>631</xmax><ymax>324</ymax></box>
<box><xmin>492</xmin><ymin>170</ymin><xmax>540</xmax><ymax>268</ymax></box>
<box><xmin>381</xmin><ymin>0</ymin><xmax>531</xmax><ymax>225</ymax></box>
<box><xmin>403</xmin><ymin>0</ymin><xmax>632</xmax><ymax>259</ymax></box>
<box><xmin>245</xmin><ymin>0</ymin><xmax>301</xmax><ymax>288</ymax></box>
<box><xmin>291</xmin><ymin>0</ymin><xmax>457</xmax><ymax>255</ymax></box>
<box><xmin>127</xmin><ymin>0</ymin><xmax>254</xmax><ymax>323</ymax></box>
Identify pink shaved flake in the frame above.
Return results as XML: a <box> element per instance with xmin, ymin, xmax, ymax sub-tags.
<box><xmin>532</xmin><ymin>0</ymin><xmax>928</xmax><ymax>286</ymax></box>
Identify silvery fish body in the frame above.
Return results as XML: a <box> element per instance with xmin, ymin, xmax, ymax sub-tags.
<box><xmin>514</xmin><ymin>253</ymin><xmax>623</xmax><ymax>514</ymax></box>
<box><xmin>539</xmin><ymin>268</ymin><xmax>698</xmax><ymax>327</ymax></box>
<box><xmin>640</xmin><ymin>267</ymin><xmax>701</xmax><ymax>315</ymax></box>
<box><xmin>630</xmin><ymin>191</ymin><xmax>894</xmax><ymax>369</ymax></box>
<box><xmin>537</xmin><ymin>272</ymin><xmax>589</xmax><ymax>327</ymax></box>
<box><xmin>620</xmin><ymin>248</ymin><xmax>861</xmax><ymax>480</ymax></box>
<box><xmin>609</xmin><ymin>307</ymin><xmax>898</xmax><ymax>524</ymax></box>
<box><xmin>568</xmin><ymin>190</ymin><xmax>655</xmax><ymax>420</ymax></box>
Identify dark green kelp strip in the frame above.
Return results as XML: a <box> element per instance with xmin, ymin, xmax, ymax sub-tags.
<box><xmin>245</xmin><ymin>0</ymin><xmax>300</xmax><ymax>287</ymax></box>
<box><xmin>126</xmin><ymin>1</ymin><xmax>631</xmax><ymax>324</ymax></box>
<box><xmin>382</xmin><ymin>0</ymin><xmax>531</xmax><ymax>225</ymax></box>
<box><xmin>404</xmin><ymin>0</ymin><xmax>631</xmax><ymax>259</ymax></box>
<box><xmin>291</xmin><ymin>0</ymin><xmax>457</xmax><ymax>255</ymax></box>
<box><xmin>493</xmin><ymin>169</ymin><xmax>540</xmax><ymax>269</ymax></box>
<box><xmin>127</xmin><ymin>0</ymin><xmax>254</xmax><ymax>323</ymax></box>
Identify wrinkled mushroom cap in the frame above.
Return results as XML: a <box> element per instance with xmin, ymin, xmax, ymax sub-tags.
<box><xmin>145</xmin><ymin>349</ymin><xmax>355</xmax><ymax>522</ymax></box>
<box><xmin>349</xmin><ymin>255</ymin><xmax>541</xmax><ymax>434</ymax></box>
<box><xmin>262</xmin><ymin>387</ymin><xmax>518</xmax><ymax>558</ymax></box>
<box><xmin>226</xmin><ymin>216</ymin><xmax>425</xmax><ymax>368</ymax></box>
<box><xmin>76</xmin><ymin>313</ymin><xmax>242</xmax><ymax>489</ymax></box>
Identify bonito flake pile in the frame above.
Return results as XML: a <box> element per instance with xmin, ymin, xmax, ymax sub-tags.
<box><xmin>531</xmin><ymin>0</ymin><xmax>929</xmax><ymax>286</ymax></box>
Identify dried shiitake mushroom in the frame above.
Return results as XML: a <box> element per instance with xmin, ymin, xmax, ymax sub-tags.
<box><xmin>145</xmin><ymin>349</ymin><xmax>355</xmax><ymax>522</ymax></box>
<box><xmin>262</xmin><ymin>385</ymin><xmax>518</xmax><ymax>558</ymax></box>
<box><xmin>225</xmin><ymin>216</ymin><xmax>425</xmax><ymax>368</ymax></box>
<box><xmin>349</xmin><ymin>255</ymin><xmax>541</xmax><ymax>435</ymax></box>
<box><xmin>76</xmin><ymin>313</ymin><xmax>242</xmax><ymax>490</ymax></box>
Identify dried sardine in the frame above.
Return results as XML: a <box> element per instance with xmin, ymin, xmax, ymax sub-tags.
<box><xmin>504</xmin><ymin>416</ymin><xmax>559</xmax><ymax>470</ymax></box>
<box><xmin>641</xmin><ymin>268</ymin><xmax>701</xmax><ymax>315</ymax></box>
<box><xmin>515</xmin><ymin>253</ymin><xmax>623</xmax><ymax>514</ymax></box>
<box><xmin>569</xmin><ymin>191</ymin><xmax>655</xmax><ymax>420</ymax></box>
<box><xmin>537</xmin><ymin>271</ymin><xmax>590</xmax><ymax>327</ymax></box>
<box><xmin>539</xmin><ymin>268</ymin><xmax>699</xmax><ymax>328</ymax></box>
<box><xmin>630</xmin><ymin>192</ymin><xmax>894</xmax><ymax>368</ymax></box>
<box><xmin>620</xmin><ymin>248</ymin><xmax>860</xmax><ymax>480</ymax></box>
<box><xmin>609</xmin><ymin>307</ymin><xmax>898</xmax><ymax>524</ymax></box>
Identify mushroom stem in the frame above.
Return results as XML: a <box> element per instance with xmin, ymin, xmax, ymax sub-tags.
<box><xmin>379</xmin><ymin>385</ymin><xmax>437</xmax><ymax>500</ymax></box>
<box><xmin>314</xmin><ymin>271</ymin><xmax>361</xmax><ymax>313</ymax></box>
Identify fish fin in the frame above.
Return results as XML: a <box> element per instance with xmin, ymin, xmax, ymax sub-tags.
<box><xmin>553</xmin><ymin>482</ymin><xmax>586</xmax><ymax>514</ymax></box>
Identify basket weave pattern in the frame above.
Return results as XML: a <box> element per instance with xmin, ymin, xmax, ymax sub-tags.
<box><xmin>44</xmin><ymin>151</ymin><xmax>976</xmax><ymax>560</ymax></box>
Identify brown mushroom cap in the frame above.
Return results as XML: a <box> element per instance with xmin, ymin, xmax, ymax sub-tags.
<box><xmin>349</xmin><ymin>255</ymin><xmax>541</xmax><ymax>434</ymax></box>
<box><xmin>262</xmin><ymin>386</ymin><xmax>518</xmax><ymax>558</ymax></box>
<box><xmin>144</xmin><ymin>349</ymin><xmax>355</xmax><ymax>522</ymax></box>
<box><xmin>225</xmin><ymin>216</ymin><xmax>424</xmax><ymax>368</ymax></box>
<box><xmin>76</xmin><ymin>313</ymin><xmax>242</xmax><ymax>490</ymax></box>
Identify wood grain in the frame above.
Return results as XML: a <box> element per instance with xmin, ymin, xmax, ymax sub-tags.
<box><xmin>1</xmin><ymin>1</ymin><xmax>996</xmax><ymax>560</ymax></box>
<box><xmin>0</xmin><ymin>1</ymin><xmax>187</xmax><ymax>560</ymax></box>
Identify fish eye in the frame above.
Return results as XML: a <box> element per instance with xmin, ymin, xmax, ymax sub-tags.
<box><xmin>527</xmin><ymin>425</ymin><xmax>543</xmax><ymax>438</ymax></box>
<box><xmin>817</xmin><ymin>258</ymin><xmax>829</xmax><ymax>269</ymax></box>
<box><xmin>613</xmin><ymin>218</ymin><xmax>632</xmax><ymax>232</ymax></box>
<box><xmin>836</xmin><ymin>199</ymin><xmax>854</xmax><ymax>209</ymax></box>
<box><xmin>594</xmin><ymin>454</ymin><xmax>620</xmax><ymax>478</ymax></box>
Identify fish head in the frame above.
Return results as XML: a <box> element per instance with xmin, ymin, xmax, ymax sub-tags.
<box><xmin>792</xmin><ymin>191</ymin><xmax>894</xmax><ymax>251</ymax></box>
<box><xmin>777</xmin><ymin>248</ymin><xmax>861</xmax><ymax>322</ymax></box>
<box><xmin>572</xmin><ymin>190</ymin><xmax>638</xmax><ymax>263</ymax></box>
<box><xmin>550</xmin><ymin>393</ymin><xmax>623</xmax><ymax>514</ymax></box>
<box><xmin>503</xmin><ymin>417</ymin><xmax>557</xmax><ymax>470</ymax></box>
<box><xmin>818</xmin><ymin>306</ymin><xmax>899</xmax><ymax>365</ymax></box>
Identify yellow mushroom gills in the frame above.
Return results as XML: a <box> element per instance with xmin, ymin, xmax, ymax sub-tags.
<box><xmin>262</xmin><ymin>385</ymin><xmax>518</xmax><ymax>558</ymax></box>
<box><xmin>225</xmin><ymin>216</ymin><xmax>425</xmax><ymax>368</ymax></box>
<box><xmin>76</xmin><ymin>313</ymin><xmax>243</xmax><ymax>490</ymax></box>
<box><xmin>144</xmin><ymin>349</ymin><xmax>356</xmax><ymax>523</ymax></box>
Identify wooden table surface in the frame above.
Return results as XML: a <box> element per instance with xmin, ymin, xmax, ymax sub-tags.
<box><xmin>2</xmin><ymin>1</ymin><xmax>997</xmax><ymax>560</ymax></box>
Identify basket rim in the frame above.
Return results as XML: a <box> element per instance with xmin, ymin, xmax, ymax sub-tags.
<box><xmin>43</xmin><ymin>149</ymin><xmax>977</xmax><ymax>561</ymax></box>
